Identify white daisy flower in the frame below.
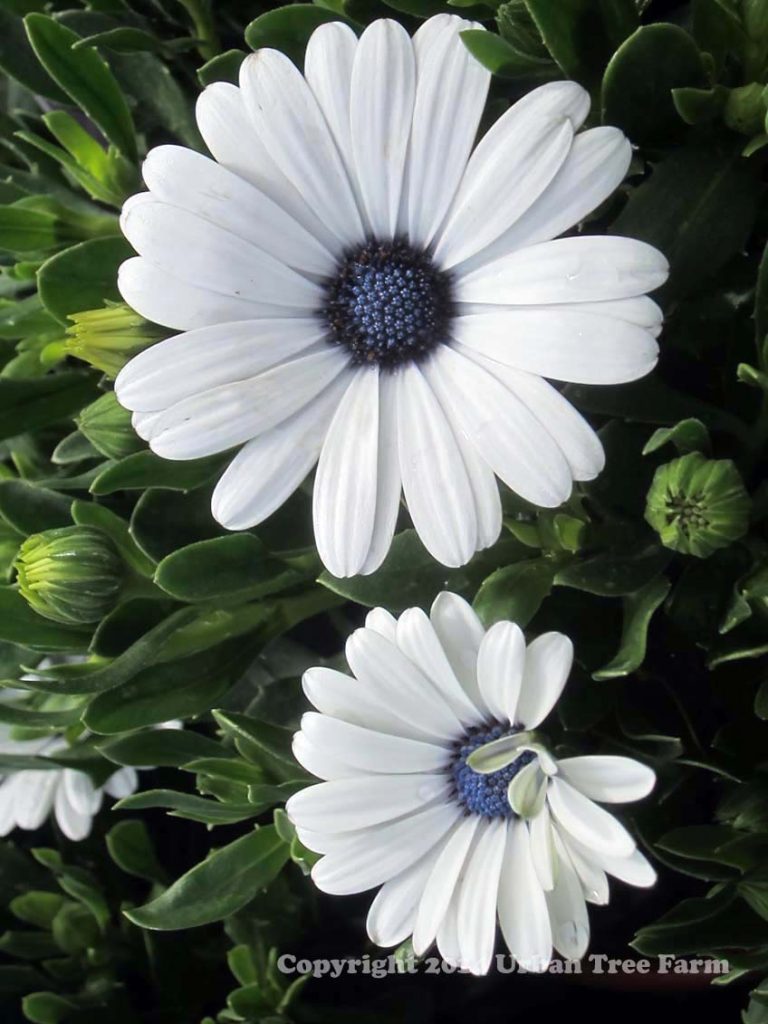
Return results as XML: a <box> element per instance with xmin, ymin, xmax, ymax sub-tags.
<box><xmin>114</xmin><ymin>14</ymin><xmax>668</xmax><ymax>578</ymax></box>
<box><xmin>0</xmin><ymin>726</ymin><xmax>139</xmax><ymax>842</ymax></box>
<box><xmin>285</xmin><ymin>592</ymin><xmax>657</xmax><ymax>974</ymax></box>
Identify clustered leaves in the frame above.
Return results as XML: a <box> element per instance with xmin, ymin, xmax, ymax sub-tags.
<box><xmin>0</xmin><ymin>0</ymin><xmax>766</xmax><ymax>1022</ymax></box>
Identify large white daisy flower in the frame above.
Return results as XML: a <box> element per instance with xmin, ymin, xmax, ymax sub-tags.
<box><xmin>0</xmin><ymin>726</ymin><xmax>139</xmax><ymax>842</ymax></box>
<box><xmin>114</xmin><ymin>14</ymin><xmax>668</xmax><ymax>578</ymax></box>
<box><xmin>285</xmin><ymin>592</ymin><xmax>657</xmax><ymax>975</ymax></box>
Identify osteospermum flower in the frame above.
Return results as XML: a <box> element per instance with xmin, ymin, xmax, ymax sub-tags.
<box><xmin>114</xmin><ymin>14</ymin><xmax>668</xmax><ymax>577</ymax></box>
<box><xmin>285</xmin><ymin>593</ymin><xmax>656</xmax><ymax>974</ymax></box>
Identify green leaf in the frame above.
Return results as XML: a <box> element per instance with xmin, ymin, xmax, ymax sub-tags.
<box><xmin>115</xmin><ymin>789</ymin><xmax>258</xmax><ymax>825</ymax></box>
<box><xmin>90</xmin><ymin>451</ymin><xmax>226</xmax><ymax>496</ymax></box>
<box><xmin>99</xmin><ymin>727</ymin><xmax>224</xmax><ymax>768</ymax></box>
<box><xmin>0</xmin><ymin>480</ymin><xmax>71</xmax><ymax>535</ymax></box>
<box><xmin>25</xmin><ymin>14</ymin><xmax>137</xmax><ymax>161</ymax></box>
<box><xmin>154</xmin><ymin>535</ymin><xmax>308</xmax><ymax>603</ymax></box>
<box><xmin>0</xmin><ymin>702</ymin><xmax>82</xmax><ymax>729</ymax></box>
<box><xmin>213</xmin><ymin>710</ymin><xmax>303</xmax><ymax>784</ymax></box>
<box><xmin>197</xmin><ymin>49</ymin><xmax>247</xmax><ymax>87</ymax></box>
<box><xmin>244</xmin><ymin>5</ymin><xmax>355</xmax><ymax>65</ymax></box>
<box><xmin>124</xmin><ymin>825</ymin><xmax>289</xmax><ymax>930</ymax></box>
<box><xmin>21</xmin><ymin>992</ymin><xmax>77</xmax><ymax>1024</ymax></box>
<box><xmin>593</xmin><ymin>576</ymin><xmax>671</xmax><ymax>679</ymax></box>
<box><xmin>37</xmin><ymin>236</ymin><xmax>132</xmax><ymax>324</ymax></box>
<box><xmin>106</xmin><ymin>820</ymin><xmax>166</xmax><ymax>883</ymax></box>
<box><xmin>632</xmin><ymin>887</ymin><xmax>768</xmax><ymax>955</ymax></box>
<box><xmin>602</xmin><ymin>24</ymin><xmax>706</xmax><ymax>145</ymax></box>
<box><xmin>71</xmin><ymin>499</ymin><xmax>156</xmax><ymax>579</ymax></box>
<box><xmin>611</xmin><ymin>141</ymin><xmax>762</xmax><ymax>302</ymax></box>
<box><xmin>0</xmin><ymin>374</ymin><xmax>99</xmax><ymax>442</ymax></box>
<box><xmin>459</xmin><ymin>29</ymin><xmax>557</xmax><ymax>80</ymax></box>
<box><xmin>473</xmin><ymin>558</ymin><xmax>556</xmax><ymax>628</ymax></box>
<box><xmin>0</xmin><ymin>205</ymin><xmax>62</xmax><ymax>256</ymax></box>
<box><xmin>130</xmin><ymin>486</ymin><xmax>226</xmax><ymax>562</ymax></box>
<box><xmin>0</xmin><ymin>8</ymin><xmax>69</xmax><ymax>102</ymax></box>
<box><xmin>10</xmin><ymin>892</ymin><xmax>66</xmax><ymax>930</ymax></box>
<box><xmin>643</xmin><ymin>418</ymin><xmax>711</xmax><ymax>456</ymax></box>
<box><xmin>0</xmin><ymin>587</ymin><xmax>89</xmax><ymax>653</ymax></box>
<box><xmin>555</xmin><ymin>545</ymin><xmax>670</xmax><ymax>597</ymax></box>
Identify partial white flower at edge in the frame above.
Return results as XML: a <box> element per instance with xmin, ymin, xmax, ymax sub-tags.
<box><xmin>285</xmin><ymin>593</ymin><xmax>657</xmax><ymax>975</ymax></box>
<box><xmin>114</xmin><ymin>13</ymin><xmax>669</xmax><ymax>579</ymax></box>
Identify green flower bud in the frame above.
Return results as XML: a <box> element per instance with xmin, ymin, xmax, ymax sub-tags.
<box><xmin>77</xmin><ymin>391</ymin><xmax>144</xmax><ymax>460</ymax></box>
<box><xmin>64</xmin><ymin>302</ymin><xmax>164</xmax><ymax>378</ymax></box>
<box><xmin>15</xmin><ymin>526</ymin><xmax>124</xmax><ymax>625</ymax></box>
<box><xmin>645</xmin><ymin>453</ymin><xmax>750</xmax><ymax>558</ymax></box>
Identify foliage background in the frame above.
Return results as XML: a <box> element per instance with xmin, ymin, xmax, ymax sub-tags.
<box><xmin>0</xmin><ymin>0</ymin><xmax>766</xmax><ymax>1020</ymax></box>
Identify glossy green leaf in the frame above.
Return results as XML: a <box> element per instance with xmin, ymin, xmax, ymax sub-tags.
<box><xmin>643</xmin><ymin>418</ymin><xmax>711</xmax><ymax>456</ymax></box>
<box><xmin>460</xmin><ymin>29</ymin><xmax>557</xmax><ymax>80</ymax></box>
<box><xmin>90</xmin><ymin>451</ymin><xmax>226</xmax><ymax>496</ymax></box>
<box><xmin>99</xmin><ymin>727</ymin><xmax>225</xmax><ymax>768</ymax></box>
<box><xmin>593</xmin><ymin>576</ymin><xmax>671</xmax><ymax>679</ymax></box>
<box><xmin>245</xmin><ymin>5</ymin><xmax>355</xmax><ymax>64</ymax></box>
<box><xmin>473</xmin><ymin>558</ymin><xmax>556</xmax><ymax>628</ymax></box>
<box><xmin>0</xmin><ymin>374</ymin><xmax>99</xmax><ymax>442</ymax></box>
<box><xmin>555</xmin><ymin>545</ymin><xmax>670</xmax><ymax>597</ymax></box>
<box><xmin>0</xmin><ymin>587</ymin><xmax>89</xmax><ymax>653</ymax></box>
<box><xmin>0</xmin><ymin>480</ymin><xmax>71</xmax><ymax>535</ymax></box>
<box><xmin>37</xmin><ymin>236</ymin><xmax>132</xmax><ymax>324</ymax></box>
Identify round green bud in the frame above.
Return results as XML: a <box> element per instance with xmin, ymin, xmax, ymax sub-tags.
<box><xmin>64</xmin><ymin>302</ymin><xmax>164</xmax><ymax>378</ymax></box>
<box><xmin>77</xmin><ymin>391</ymin><xmax>144</xmax><ymax>460</ymax></box>
<box><xmin>15</xmin><ymin>526</ymin><xmax>124</xmax><ymax>625</ymax></box>
<box><xmin>645</xmin><ymin>453</ymin><xmax>750</xmax><ymax>558</ymax></box>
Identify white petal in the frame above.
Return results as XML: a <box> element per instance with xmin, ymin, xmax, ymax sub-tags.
<box><xmin>286</xmin><ymin>774</ymin><xmax>449</xmax><ymax>833</ymax></box>
<box><xmin>302</xmin><ymin>664</ymin><xmax>452</xmax><ymax>744</ymax></box>
<box><xmin>546</xmin><ymin>834</ymin><xmax>590</xmax><ymax>960</ymax></box>
<box><xmin>453</xmin><ymin>309</ymin><xmax>659</xmax><ymax>385</ymax></box>
<box><xmin>292</xmin><ymin>733</ymin><xmax>357</xmax><ymax>781</ymax></box>
<box><xmin>240</xmin><ymin>49</ymin><xmax>363</xmax><ymax>246</ymax></box>
<box><xmin>434</xmin><ymin>81</ymin><xmax>589</xmax><ymax>268</ymax></box>
<box><xmin>498</xmin><ymin>819</ymin><xmax>552</xmax><ymax>972</ymax></box>
<box><xmin>115</xmin><ymin>319</ymin><xmax>326</xmax><ymax>413</ymax></box>
<box><xmin>396</xmin><ymin>362</ymin><xmax>477</xmax><ymax>567</ymax></box>
<box><xmin>364</xmin><ymin>607</ymin><xmax>398</xmax><ymax>642</ymax></box>
<box><xmin>300</xmin><ymin>712</ymin><xmax>449</xmax><ymax>774</ymax></box>
<box><xmin>0</xmin><ymin>779</ymin><xmax>18</xmax><ymax>835</ymax></box>
<box><xmin>359</xmin><ymin>371</ymin><xmax>402</xmax><ymax>575</ymax></box>
<box><xmin>103</xmin><ymin>767</ymin><xmax>139</xmax><ymax>799</ymax></box>
<box><xmin>366</xmin><ymin>843</ymin><xmax>443</xmax><ymax>947</ymax></box>
<box><xmin>350</xmin><ymin>20</ymin><xmax>415</xmax><ymax>238</ymax></box>
<box><xmin>456</xmin><ymin>818</ymin><xmax>507</xmax><ymax>975</ymax></box>
<box><xmin>304</xmin><ymin>22</ymin><xmax>358</xmax><ymax>187</ymax></box>
<box><xmin>405</xmin><ymin>15</ymin><xmax>490</xmax><ymax>247</ymax></box>
<box><xmin>314</xmin><ymin>368</ymin><xmax>380</xmax><ymax>578</ymax></box>
<box><xmin>195</xmin><ymin>82</ymin><xmax>336</xmax><ymax>249</ymax></box>
<box><xmin>456</xmin><ymin>235</ymin><xmax>669</xmax><ymax>305</ymax></box>
<box><xmin>445</xmin><ymin>402</ymin><xmax>503</xmax><ymax>551</ymax></box>
<box><xmin>54</xmin><ymin>779</ymin><xmax>94</xmax><ymax>841</ymax></box>
<box><xmin>120</xmin><ymin>198</ymin><xmax>321</xmax><ymax>310</ymax></box>
<box><xmin>547</xmin><ymin>777</ymin><xmax>635</xmax><ymax>859</ymax></box>
<box><xmin>211</xmin><ymin>372</ymin><xmax>352</xmax><ymax>530</ymax></box>
<box><xmin>310</xmin><ymin>801</ymin><xmax>461</xmax><ymax>895</ymax></box>
<box><xmin>12</xmin><ymin>771</ymin><xmax>57</xmax><ymax>830</ymax></box>
<box><xmin>465</xmin><ymin>356</ymin><xmax>604</xmax><ymax>481</ymax></box>
<box><xmin>131</xmin><ymin>410</ymin><xmax>161</xmax><ymax>441</ymax></box>
<box><xmin>412</xmin><ymin>814</ymin><xmax>480</xmax><ymax>956</ymax></box>
<box><xmin>558</xmin><ymin>756</ymin><xmax>656</xmax><ymax>804</ymax></box>
<box><xmin>529</xmin><ymin>803</ymin><xmax>555</xmax><ymax>891</ymax></box>
<box><xmin>141</xmin><ymin>145</ymin><xmax>334</xmax><ymax>276</ymax></box>
<box><xmin>589</xmin><ymin>845</ymin><xmax>657</xmax><ymax>888</ymax></box>
<box><xmin>118</xmin><ymin>257</ymin><xmax>293</xmax><ymax>332</ymax></box>
<box><xmin>436</xmin><ymin>894</ymin><xmax>462</xmax><ymax>968</ymax></box>
<box><xmin>148</xmin><ymin>347</ymin><xmax>348</xmax><ymax>461</ymax></box>
<box><xmin>395</xmin><ymin>607</ymin><xmax>481</xmax><ymax>727</ymax></box>
<box><xmin>476</xmin><ymin>620</ymin><xmax>526</xmax><ymax>724</ymax></box>
<box><xmin>346</xmin><ymin>627</ymin><xmax>464</xmax><ymax>742</ymax></box>
<box><xmin>63</xmin><ymin>769</ymin><xmax>102</xmax><ymax>815</ymax></box>
<box><xmin>559</xmin><ymin>829</ymin><xmax>610</xmax><ymax>905</ymax></box>
<box><xmin>426</xmin><ymin>344</ymin><xmax>572</xmax><ymax>508</ymax></box>
<box><xmin>516</xmin><ymin>631</ymin><xmax>573</xmax><ymax>728</ymax></box>
<box><xmin>461</xmin><ymin>126</ymin><xmax>631</xmax><ymax>272</ymax></box>
<box><xmin>429</xmin><ymin>591</ymin><xmax>489</xmax><ymax>715</ymax></box>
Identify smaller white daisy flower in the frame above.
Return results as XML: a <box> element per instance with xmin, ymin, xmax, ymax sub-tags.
<box><xmin>286</xmin><ymin>592</ymin><xmax>656</xmax><ymax>974</ymax></box>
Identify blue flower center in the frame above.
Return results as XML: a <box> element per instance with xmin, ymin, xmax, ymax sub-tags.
<box><xmin>324</xmin><ymin>239</ymin><xmax>454</xmax><ymax>369</ymax></box>
<box><xmin>451</xmin><ymin>724</ymin><xmax>536</xmax><ymax>819</ymax></box>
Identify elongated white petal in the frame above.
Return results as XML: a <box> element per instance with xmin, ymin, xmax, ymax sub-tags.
<box><xmin>148</xmin><ymin>347</ymin><xmax>347</xmax><ymax>461</ymax></box>
<box><xmin>195</xmin><ymin>82</ymin><xmax>336</xmax><ymax>249</ymax></box>
<box><xmin>406</xmin><ymin>15</ymin><xmax>490</xmax><ymax>247</ymax></box>
<box><xmin>115</xmin><ymin>319</ymin><xmax>325</xmax><ymax>413</ymax></box>
<box><xmin>546</xmin><ymin>835</ymin><xmax>590</xmax><ymax>960</ymax></box>
<box><xmin>63</xmin><ymin>769</ymin><xmax>102</xmax><ymax>816</ymax></box>
<box><xmin>412</xmin><ymin>814</ymin><xmax>480</xmax><ymax>955</ymax></box>
<box><xmin>350</xmin><ymin>20</ymin><xmax>415</xmax><ymax>238</ymax></box>
<box><xmin>516</xmin><ymin>631</ymin><xmax>573</xmax><ymax>728</ymax></box>
<box><xmin>456</xmin><ymin>235</ymin><xmax>669</xmax><ymax>305</ymax></box>
<box><xmin>434</xmin><ymin>81</ymin><xmax>589</xmax><ymax>268</ymax></box>
<box><xmin>292</xmin><ymin>733</ymin><xmax>357</xmax><ymax>780</ymax></box>
<box><xmin>13</xmin><ymin>771</ymin><xmax>58</xmax><ymax>830</ymax></box>
<box><xmin>142</xmin><ymin>145</ymin><xmax>334</xmax><ymax>276</ymax></box>
<box><xmin>396</xmin><ymin>362</ymin><xmax>477</xmax><ymax>568</ymax></box>
<box><xmin>211</xmin><ymin>372</ymin><xmax>352</xmax><ymax>530</ymax></box>
<box><xmin>367</xmin><ymin>843</ymin><xmax>443</xmax><ymax>947</ymax></box>
<box><xmin>456</xmin><ymin>818</ymin><xmax>507</xmax><ymax>975</ymax></box>
<box><xmin>360</xmin><ymin>371</ymin><xmax>402</xmax><ymax>575</ymax></box>
<box><xmin>426</xmin><ymin>344</ymin><xmax>572</xmax><ymax>508</ymax></box>
<box><xmin>547</xmin><ymin>778</ymin><xmax>636</xmax><ymax>859</ymax></box>
<box><xmin>395</xmin><ymin>607</ymin><xmax>481</xmax><ymax>727</ymax></box>
<box><xmin>558</xmin><ymin>756</ymin><xmax>656</xmax><ymax>804</ymax></box>
<box><xmin>54</xmin><ymin>779</ymin><xmax>94</xmax><ymax>841</ymax></box>
<box><xmin>364</xmin><ymin>607</ymin><xmax>398</xmax><ymax>642</ymax></box>
<box><xmin>346</xmin><ymin>627</ymin><xmax>464</xmax><ymax>741</ymax></box>
<box><xmin>453</xmin><ymin>309</ymin><xmax>659</xmax><ymax>385</ymax></box>
<box><xmin>498</xmin><ymin>819</ymin><xmax>552</xmax><ymax>972</ymax></box>
<box><xmin>461</xmin><ymin>126</ymin><xmax>631</xmax><ymax>272</ymax></box>
<box><xmin>314</xmin><ymin>367</ymin><xmax>380</xmax><ymax>578</ymax></box>
<box><xmin>121</xmin><ymin>198</ymin><xmax>321</xmax><ymax>310</ymax></box>
<box><xmin>240</xmin><ymin>49</ymin><xmax>363</xmax><ymax>247</ymax></box>
<box><xmin>429</xmin><ymin>592</ymin><xmax>488</xmax><ymax>717</ymax></box>
<box><xmin>102</xmin><ymin>768</ymin><xmax>139</xmax><ymax>800</ymax></box>
<box><xmin>476</xmin><ymin>620</ymin><xmax>526</xmax><ymax>724</ymax></box>
<box><xmin>559</xmin><ymin>829</ymin><xmax>610</xmax><ymax>905</ymax></box>
<box><xmin>310</xmin><ymin>801</ymin><xmax>461</xmax><ymax>895</ymax></box>
<box><xmin>300</xmin><ymin>712</ymin><xmax>449</xmax><ymax>774</ymax></box>
<box><xmin>529</xmin><ymin>803</ymin><xmax>555</xmax><ymax>891</ymax></box>
<box><xmin>118</xmin><ymin>257</ymin><xmax>295</xmax><ymax>331</ymax></box>
<box><xmin>591</xmin><ymin>845</ymin><xmax>657</xmax><ymax>888</ymax></box>
<box><xmin>444</xmin><ymin>402</ymin><xmax>503</xmax><ymax>551</ymax></box>
<box><xmin>304</xmin><ymin>23</ymin><xmax>358</xmax><ymax>188</ymax></box>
